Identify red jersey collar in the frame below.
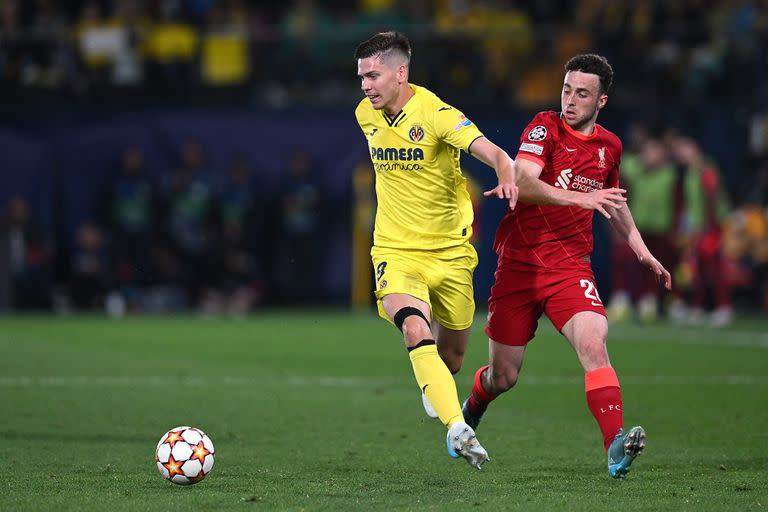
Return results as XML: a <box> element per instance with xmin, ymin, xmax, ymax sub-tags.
<box><xmin>560</xmin><ymin>114</ymin><xmax>600</xmax><ymax>140</ymax></box>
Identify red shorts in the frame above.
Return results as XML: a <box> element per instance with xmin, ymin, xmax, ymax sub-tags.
<box><xmin>485</xmin><ymin>265</ymin><xmax>606</xmax><ymax>346</ymax></box>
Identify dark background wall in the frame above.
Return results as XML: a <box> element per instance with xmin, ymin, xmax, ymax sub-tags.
<box><xmin>0</xmin><ymin>103</ymin><xmax>749</xmax><ymax>306</ymax></box>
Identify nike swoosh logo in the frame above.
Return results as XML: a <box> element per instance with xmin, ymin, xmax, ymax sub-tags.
<box><xmin>565</xmin><ymin>147</ymin><xmax>576</xmax><ymax>152</ymax></box>
<box><xmin>438</xmin><ymin>107</ymin><xmax>452</xmax><ymax>111</ymax></box>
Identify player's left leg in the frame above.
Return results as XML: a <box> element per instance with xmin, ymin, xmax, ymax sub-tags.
<box><xmin>560</xmin><ymin>311</ymin><xmax>646</xmax><ymax>478</ymax></box>
<box><xmin>418</xmin><ymin>324</ymin><xmax>470</xmax><ymax>419</ymax></box>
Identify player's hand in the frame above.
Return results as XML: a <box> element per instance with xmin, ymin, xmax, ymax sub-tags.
<box><xmin>483</xmin><ymin>182</ymin><xmax>518</xmax><ymax>210</ymax></box>
<box><xmin>578</xmin><ymin>188</ymin><xmax>627</xmax><ymax>219</ymax></box>
<box><xmin>638</xmin><ymin>253</ymin><xmax>673</xmax><ymax>290</ymax></box>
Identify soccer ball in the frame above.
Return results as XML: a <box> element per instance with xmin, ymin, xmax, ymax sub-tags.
<box><xmin>155</xmin><ymin>426</ymin><xmax>215</xmax><ymax>485</ymax></box>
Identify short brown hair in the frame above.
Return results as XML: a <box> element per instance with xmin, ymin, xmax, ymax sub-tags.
<box><xmin>565</xmin><ymin>54</ymin><xmax>613</xmax><ymax>94</ymax></box>
<box><xmin>354</xmin><ymin>31</ymin><xmax>411</xmax><ymax>65</ymax></box>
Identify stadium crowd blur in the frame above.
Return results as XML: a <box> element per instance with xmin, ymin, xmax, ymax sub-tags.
<box><xmin>1</xmin><ymin>0</ymin><xmax>767</xmax><ymax>323</ymax></box>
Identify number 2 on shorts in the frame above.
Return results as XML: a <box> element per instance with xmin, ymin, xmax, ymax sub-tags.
<box><xmin>579</xmin><ymin>279</ymin><xmax>603</xmax><ymax>306</ymax></box>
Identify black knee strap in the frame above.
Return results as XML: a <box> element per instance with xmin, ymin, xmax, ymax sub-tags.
<box><xmin>394</xmin><ymin>306</ymin><xmax>429</xmax><ymax>333</ymax></box>
<box><xmin>407</xmin><ymin>339</ymin><xmax>436</xmax><ymax>352</ymax></box>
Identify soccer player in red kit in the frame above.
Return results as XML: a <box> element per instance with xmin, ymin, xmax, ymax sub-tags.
<box><xmin>462</xmin><ymin>54</ymin><xmax>672</xmax><ymax>478</ymax></box>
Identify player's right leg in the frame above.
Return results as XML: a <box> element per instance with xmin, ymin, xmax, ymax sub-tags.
<box><xmin>422</xmin><ymin>323</ymin><xmax>472</xmax><ymax>419</ymax></box>
<box><xmin>559</xmin><ymin>310</ymin><xmax>646</xmax><ymax>478</ymax></box>
<box><xmin>381</xmin><ymin>293</ymin><xmax>465</xmax><ymax>428</ymax></box>
<box><xmin>463</xmin><ymin>340</ymin><xmax>525</xmax><ymax>429</ymax></box>
<box><xmin>382</xmin><ymin>294</ymin><xmax>489</xmax><ymax>468</ymax></box>
<box><xmin>372</xmin><ymin>247</ymin><xmax>489</xmax><ymax>468</ymax></box>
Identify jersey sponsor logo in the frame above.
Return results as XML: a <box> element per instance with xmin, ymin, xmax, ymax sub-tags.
<box><xmin>373</xmin><ymin>162</ymin><xmax>422</xmax><ymax>172</ymax></box>
<box><xmin>408</xmin><ymin>124</ymin><xmax>425</xmax><ymax>142</ymax></box>
<box><xmin>370</xmin><ymin>147</ymin><xmax>424</xmax><ymax>172</ymax></box>
<box><xmin>528</xmin><ymin>125</ymin><xmax>547</xmax><ymax>141</ymax></box>
<box><xmin>598</xmin><ymin>146</ymin><xmax>607</xmax><ymax>168</ymax></box>
<box><xmin>572</xmin><ymin>175</ymin><xmax>604</xmax><ymax>192</ymax></box>
<box><xmin>555</xmin><ymin>168</ymin><xmax>573</xmax><ymax>189</ymax></box>
<box><xmin>370</xmin><ymin>147</ymin><xmax>425</xmax><ymax>161</ymax></box>
<box><xmin>454</xmin><ymin>114</ymin><xmax>472</xmax><ymax>131</ymax></box>
<box><xmin>554</xmin><ymin>169</ymin><xmax>605</xmax><ymax>192</ymax></box>
<box><xmin>519</xmin><ymin>143</ymin><xmax>544</xmax><ymax>155</ymax></box>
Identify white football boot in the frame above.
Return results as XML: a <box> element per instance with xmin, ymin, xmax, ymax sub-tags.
<box><xmin>446</xmin><ymin>422</ymin><xmax>490</xmax><ymax>469</ymax></box>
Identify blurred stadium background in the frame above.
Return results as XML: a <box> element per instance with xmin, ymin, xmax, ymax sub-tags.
<box><xmin>2</xmin><ymin>2</ymin><xmax>768</xmax><ymax>510</ymax></box>
<box><xmin>1</xmin><ymin>0</ymin><xmax>767</xmax><ymax>322</ymax></box>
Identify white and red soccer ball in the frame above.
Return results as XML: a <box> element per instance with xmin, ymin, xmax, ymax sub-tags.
<box><xmin>155</xmin><ymin>426</ymin><xmax>215</xmax><ymax>485</ymax></box>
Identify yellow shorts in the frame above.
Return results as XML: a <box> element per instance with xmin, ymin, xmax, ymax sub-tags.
<box><xmin>370</xmin><ymin>242</ymin><xmax>478</xmax><ymax>330</ymax></box>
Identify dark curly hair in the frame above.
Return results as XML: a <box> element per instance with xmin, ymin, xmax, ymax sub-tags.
<box><xmin>354</xmin><ymin>31</ymin><xmax>411</xmax><ymax>65</ymax></box>
<box><xmin>565</xmin><ymin>54</ymin><xmax>613</xmax><ymax>94</ymax></box>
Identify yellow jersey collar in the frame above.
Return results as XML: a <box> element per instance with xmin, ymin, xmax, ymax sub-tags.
<box><xmin>381</xmin><ymin>84</ymin><xmax>421</xmax><ymax>128</ymax></box>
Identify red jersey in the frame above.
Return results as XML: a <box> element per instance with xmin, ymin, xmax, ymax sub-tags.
<box><xmin>495</xmin><ymin>111</ymin><xmax>622</xmax><ymax>269</ymax></box>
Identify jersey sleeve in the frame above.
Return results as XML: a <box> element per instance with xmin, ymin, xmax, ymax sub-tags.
<box><xmin>515</xmin><ymin>112</ymin><xmax>555</xmax><ymax>169</ymax></box>
<box><xmin>434</xmin><ymin>105</ymin><xmax>484</xmax><ymax>153</ymax></box>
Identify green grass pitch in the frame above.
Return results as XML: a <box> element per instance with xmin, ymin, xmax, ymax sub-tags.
<box><xmin>1</xmin><ymin>313</ymin><xmax>767</xmax><ymax>511</ymax></box>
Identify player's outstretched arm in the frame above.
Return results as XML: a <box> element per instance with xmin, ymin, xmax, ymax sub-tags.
<box><xmin>469</xmin><ymin>137</ymin><xmax>518</xmax><ymax>209</ymax></box>
<box><xmin>606</xmin><ymin>202</ymin><xmax>673</xmax><ymax>290</ymax></box>
<box><xmin>515</xmin><ymin>158</ymin><xmax>627</xmax><ymax>218</ymax></box>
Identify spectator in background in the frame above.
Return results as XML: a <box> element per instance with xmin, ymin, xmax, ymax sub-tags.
<box><xmin>477</xmin><ymin>1</ymin><xmax>533</xmax><ymax>103</ymax></box>
<box><xmin>278</xmin><ymin>0</ymin><xmax>336</xmax><ymax>88</ymax></box>
<box><xmin>159</xmin><ymin>138</ymin><xmax>219</xmax><ymax>309</ymax></box>
<box><xmin>273</xmin><ymin>149</ymin><xmax>324</xmax><ymax>304</ymax></box>
<box><xmin>1</xmin><ymin>195</ymin><xmax>53</xmax><ymax>310</ymax></box>
<box><xmin>202</xmin><ymin>153</ymin><xmax>265</xmax><ymax>315</ymax></box>
<box><xmin>723</xmin><ymin>205</ymin><xmax>768</xmax><ymax>312</ymax></box>
<box><xmin>98</xmin><ymin>145</ymin><xmax>157</xmax><ymax>310</ymax></box>
<box><xmin>142</xmin><ymin>0</ymin><xmax>198</xmax><ymax>92</ymax></box>
<box><xmin>76</xmin><ymin>1</ymin><xmax>113</xmax><ymax>86</ymax></box>
<box><xmin>108</xmin><ymin>0</ymin><xmax>149</xmax><ymax>85</ymax></box>
<box><xmin>199</xmin><ymin>0</ymin><xmax>250</xmax><ymax>87</ymax></box>
<box><xmin>674</xmin><ymin>137</ymin><xmax>733</xmax><ymax>326</ymax></box>
<box><xmin>607</xmin><ymin>137</ymin><xmax>677</xmax><ymax>323</ymax></box>
<box><xmin>69</xmin><ymin>222</ymin><xmax>109</xmax><ymax>310</ymax></box>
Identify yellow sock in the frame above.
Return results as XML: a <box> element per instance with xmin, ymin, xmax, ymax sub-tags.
<box><xmin>408</xmin><ymin>343</ymin><xmax>463</xmax><ymax>427</ymax></box>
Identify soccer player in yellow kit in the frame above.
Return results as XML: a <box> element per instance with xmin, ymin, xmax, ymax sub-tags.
<box><xmin>354</xmin><ymin>31</ymin><xmax>517</xmax><ymax>469</ymax></box>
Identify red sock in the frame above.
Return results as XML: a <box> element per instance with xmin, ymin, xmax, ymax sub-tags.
<box><xmin>585</xmin><ymin>367</ymin><xmax>623</xmax><ymax>451</ymax></box>
<box><xmin>466</xmin><ymin>365</ymin><xmax>498</xmax><ymax>416</ymax></box>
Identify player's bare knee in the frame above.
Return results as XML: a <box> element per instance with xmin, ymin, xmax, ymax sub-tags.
<box><xmin>578</xmin><ymin>340</ymin><xmax>610</xmax><ymax>369</ymax></box>
<box><xmin>402</xmin><ymin>317</ymin><xmax>433</xmax><ymax>346</ymax></box>
<box><xmin>490</xmin><ymin>367</ymin><xmax>519</xmax><ymax>393</ymax></box>
<box><xmin>394</xmin><ymin>306</ymin><xmax>432</xmax><ymax>347</ymax></box>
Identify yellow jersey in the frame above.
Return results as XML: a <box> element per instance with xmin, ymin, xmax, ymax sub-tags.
<box><xmin>355</xmin><ymin>84</ymin><xmax>484</xmax><ymax>250</ymax></box>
